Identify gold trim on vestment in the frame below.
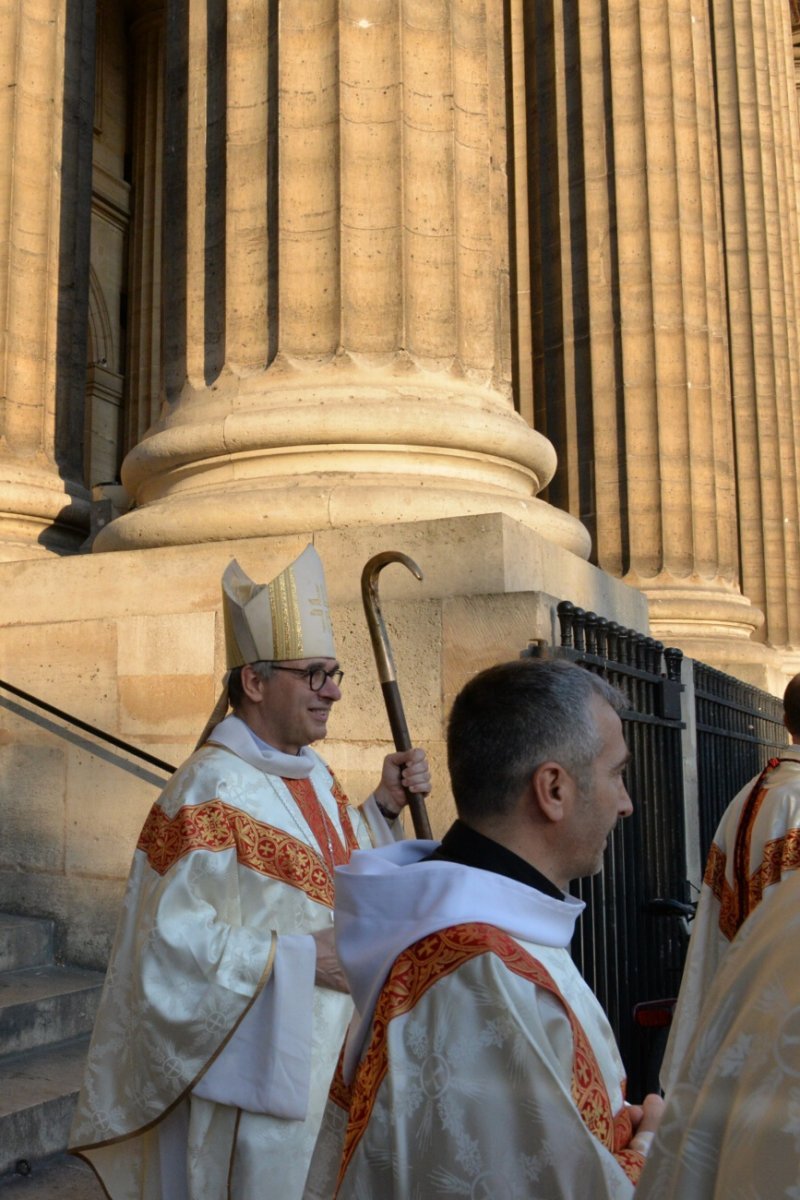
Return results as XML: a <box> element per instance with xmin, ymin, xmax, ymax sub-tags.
<box><xmin>707</xmin><ymin>828</ymin><xmax>800</xmax><ymax>941</ymax></box>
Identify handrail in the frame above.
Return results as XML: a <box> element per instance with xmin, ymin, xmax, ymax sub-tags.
<box><xmin>0</xmin><ymin>678</ymin><xmax>177</xmax><ymax>774</ymax></box>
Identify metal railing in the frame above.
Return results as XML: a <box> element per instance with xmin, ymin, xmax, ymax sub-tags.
<box><xmin>0</xmin><ymin>677</ymin><xmax>176</xmax><ymax>776</ymax></box>
<box><xmin>693</xmin><ymin>662</ymin><xmax>787</xmax><ymax>859</ymax></box>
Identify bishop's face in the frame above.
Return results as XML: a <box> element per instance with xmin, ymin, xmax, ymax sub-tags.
<box><xmin>244</xmin><ymin>658</ymin><xmax>343</xmax><ymax>754</ymax></box>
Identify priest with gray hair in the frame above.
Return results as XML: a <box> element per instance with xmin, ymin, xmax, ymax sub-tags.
<box><xmin>70</xmin><ymin>544</ymin><xmax>430</xmax><ymax>1200</ymax></box>
<box><xmin>306</xmin><ymin>657</ymin><xmax>663</xmax><ymax>1200</ymax></box>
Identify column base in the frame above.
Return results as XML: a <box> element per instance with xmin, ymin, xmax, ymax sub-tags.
<box><xmin>628</xmin><ymin>569</ymin><xmax>789</xmax><ymax>691</ymax></box>
<box><xmin>94</xmin><ymin>475</ymin><xmax>591</xmax><ymax>559</ymax></box>
<box><xmin>630</xmin><ymin>570</ymin><xmax>760</xmax><ymax>641</ymax></box>
<box><xmin>677</xmin><ymin>638</ymin><xmax>799</xmax><ymax>698</ymax></box>
<box><xmin>639</xmin><ymin>577</ymin><xmax>764</xmax><ymax>643</ymax></box>
<box><xmin>93</xmin><ymin>364</ymin><xmax>592</xmax><ymax>559</ymax></box>
<box><xmin>623</xmin><ymin>571</ymin><xmax>800</xmax><ymax>697</ymax></box>
<box><xmin>0</xmin><ymin>459</ymin><xmax>90</xmax><ymax>560</ymax></box>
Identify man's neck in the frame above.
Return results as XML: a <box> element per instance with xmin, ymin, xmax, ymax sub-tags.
<box><xmin>465</xmin><ymin>817</ymin><xmax>570</xmax><ymax>892</ymax></box>
<box><xmin>429</xmin><ymin>820</ymin><xmax>565</xmax><ymax>901</ymax></box>
<box><xmin>243</xmin><ymin>720</ymin><xmax>305</xmax><ymax>756</ymax></box>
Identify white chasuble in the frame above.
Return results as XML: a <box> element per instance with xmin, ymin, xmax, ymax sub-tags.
<box><xmin>70</xmin><ymin>716</ymin><xmax>397</xmax><ymax>1200</ymax></box>
<box><xmin>304</xmin><ymin>844</ymin><xmax>645</xmax><ymax>1200</ymax></box>
<box><xmin>637</xmin><ymin>871</ymin><xmax>800</xmax><ymax>1200</ymax></box>
<box><xmin>661</xmin><ymin>746</ymin><xmax>800</xmax><ymax>1091</ymax></box>
<box><xmin>307</xmin><ymin>926</ymin><xmax>643</xmax><ymax>1200</ymax></box>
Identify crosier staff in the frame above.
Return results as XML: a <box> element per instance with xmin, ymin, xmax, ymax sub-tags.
<box><xmin>361</xmin><ymin>551</ymin><xmax>433</xmax><ymax>840</ymax></box>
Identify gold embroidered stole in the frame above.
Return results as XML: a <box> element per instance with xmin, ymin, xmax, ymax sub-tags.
<box><xmin>283</xmin><ymin>776</ymin><xmax>360</xmax><ymax>871</ymax></box>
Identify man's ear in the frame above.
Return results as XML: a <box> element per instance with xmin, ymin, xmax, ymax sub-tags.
<box><xmin>531</xmin><ymin>762</ymin><xmax>576</xmax><ymax>824</ymax></box>
<box><xmin>240</xmin><ymin>665</ymin><xmax>266</xmax><ymax>703</ymax></box>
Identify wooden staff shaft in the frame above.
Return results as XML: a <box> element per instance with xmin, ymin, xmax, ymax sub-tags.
<box><xmin>380</xmin><ymin>679</ymin><xmax>432</xmax><ymax>839</ymax></box>
<box><xmin>361</xmin><ymin>551</ymin><xmax>433</xmax><ymax>840</ymax></box>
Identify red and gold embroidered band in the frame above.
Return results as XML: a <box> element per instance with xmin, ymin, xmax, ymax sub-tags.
<box><xmin>283</xmin><ymin>776</ymin><xmax>359</xmax><ymax>873</ymax></box>
<box><xmin>336</xmin><ymin>922</ymin><xmax>644</xmax><ymax>1192</ymax></box>
<box><xmin>138</xmin><ymin>799</ymin><xmax>337</xmax><ymax>906</ymax></box>
<box><xmin>705</xmin><ymin>758</ymin><xmax>800</xmax><ymax>940</ymax></box>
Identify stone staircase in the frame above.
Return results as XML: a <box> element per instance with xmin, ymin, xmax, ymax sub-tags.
<box><xmin>0</xmin><ymin>914</ymin><xmax>105</xmax><ymax>1195</ymax></box>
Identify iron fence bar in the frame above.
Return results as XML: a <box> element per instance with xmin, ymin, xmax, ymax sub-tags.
<box><xmin>0</xmin><ymin>677</ymin><xmax>177</xmax><ymax>775</ymax></box>
<box><xmin>695</xmin><ymin>724</ymin><xmax>783</xmax><ymax>745</ymax></box>
<box><xmin>694</xmin><ymin>690</ymin><xmax>783</xmax><ymax>717</ymax></box>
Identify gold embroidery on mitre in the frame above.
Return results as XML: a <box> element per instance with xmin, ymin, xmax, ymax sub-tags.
<box><xmin>307</xmin><ymin>582</ymin><xmax>333</xmax><ymax>642</ymax></box>
<box><xmin>270</xmin><ymin>564</ymin><xmax>303</xmax><ymax>660</ymax></box>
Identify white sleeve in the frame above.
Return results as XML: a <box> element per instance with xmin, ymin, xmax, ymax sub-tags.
<box><xmin>194</xmin><ymin>933</ymin><xmax>316</xmax><ymax>1118</ymax></box>
<box><xmin>359</xmin><ymin>793</ymin><xmax>406</xmax><ymax>846</ymax></box>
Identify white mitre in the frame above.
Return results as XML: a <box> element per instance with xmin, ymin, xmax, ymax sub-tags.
<box><xmin>196</xmin><ymin>545</ymin><xmax>335</xmax><ymax>746</ymax></box>
<box><xmin>221</xmin><ymin>545</ymin><xmax>336</xmax><ymax>667</ymax></box>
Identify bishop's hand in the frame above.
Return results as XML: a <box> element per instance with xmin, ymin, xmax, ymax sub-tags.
<box><xmin>374</xmin><ymin>747</ymin><xmax>431</xmax><ymax>819</ymax></box>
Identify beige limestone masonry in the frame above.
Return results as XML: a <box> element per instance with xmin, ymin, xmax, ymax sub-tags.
<box><xmin>0</xmin><ymin>0</ymin><xmax>93</xmax><ymax>558</ymax></box>
<box><xmin>521</xmin><ymin>0</ymin><xmax>767</xmax><ymax>657</ymax></box>
<box><xmin>713</xmin><ymin>0</ymin><xmax>800</xmax><ymax>656</ymax></box>
<box><xmin>92</xmin><ymin>1</ymin><xmax>589</xmax><ymax>559</ymax></box>
<box><xmin>1</xmin><ymin>514</ymin><xmax>646</xmax><ymax>966</ymax></box>
<box><xmin>1</xmin><ymin>0</ymin><xmax>798</xmax><ymax>681</ymax></box>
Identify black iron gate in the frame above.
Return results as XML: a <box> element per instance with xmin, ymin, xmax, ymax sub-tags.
<box><xmin>527</xmin><ymin>602</ymin><xmax>688</xmax><ymax>1099</ymax></box>
<box><xmin>694</xmin><ymin>662</ymin><xmax>787</xmax><ymax>859</ymax></box>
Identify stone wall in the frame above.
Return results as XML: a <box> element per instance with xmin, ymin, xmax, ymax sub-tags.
<box><xmin>0</xmin><ymin>514</ymin><xmax>647</xmax><ymax>968</ymax></box>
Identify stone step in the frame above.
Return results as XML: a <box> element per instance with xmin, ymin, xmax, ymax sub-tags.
<box><xmin>0</xmin><ymin>918</ymin><xmax>54</xmax><ymax>975</ymax></box>
<box><xmin>0</xmin><ymin>1039</ymin><xmax>91</xmax><ymax>1179</ymax></box>
<box><xmin>0</xmin><ymin>1153</ymin><xmax>103</xmax><ymax>1197</ymax></box>
<box><xmin>0</xmin><ymin>967</ymin><xmax>104</xmax><ymax>1058</ymax></box>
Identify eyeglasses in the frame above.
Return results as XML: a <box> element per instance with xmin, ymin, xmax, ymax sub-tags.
<box><xmin>270</xmin><ymin>665</ymin><xmax>344</xmax><ymax>692</ymax></box>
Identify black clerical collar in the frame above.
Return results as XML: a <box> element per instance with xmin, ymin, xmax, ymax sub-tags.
<box><xmin>426</xmin><ymin>819</ymin><xmax>564</xmax><ymax>901</ymax></box>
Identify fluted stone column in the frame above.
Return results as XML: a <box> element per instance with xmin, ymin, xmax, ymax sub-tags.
<box><xmin>125</xmin><ymin>0</ymin><xmax>165</xmax><ymax>450</ymax></box>
<box><xmin>522</xmin><ymin>0</ymin><xmax>762</xmax><ymax>649</ymax></box>
<box><xmin>95</xmin><ymin>0</ymin><xmax>588</xmax><ymax>557</ymax></box>
<box><xmin>609</xmin><ymin>0</ymin><xmax>758</xmax><ymax>644</ymax></box>
<box><xmin>713</xmin><ymin>0</ymin><xmax>800</xmax><ymax>661</ymax></box>
<box><xmin>0</xmin><ymin>0</ymin><xmax>94</xmax><ymax>559</ymax></box>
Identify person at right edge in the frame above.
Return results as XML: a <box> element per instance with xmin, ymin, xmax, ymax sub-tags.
<box><xmin>635</xmin><ymin>871</ymin><xmax>800</xmax><ymax>1199</ymax></box>
<box><xmin>659</xmin><ymin>671</ymin><xmax>800</xmax><ymax>1093</ymax></box>
<box><xmin>304</xmin><ymin>658</ymin><xmax>664</xmax><ymax>1200</ymax></box>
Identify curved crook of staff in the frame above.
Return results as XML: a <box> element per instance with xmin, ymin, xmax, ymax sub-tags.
<box><xmin>361</xmin><ymin>551</ymin><xmax>433</xmax><ymax>840</ymax></box>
